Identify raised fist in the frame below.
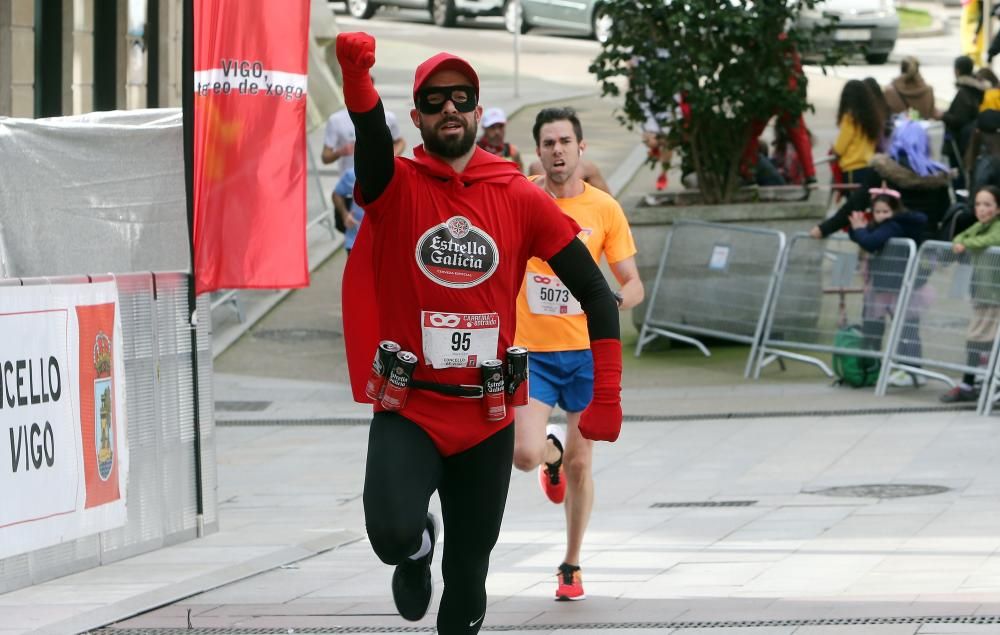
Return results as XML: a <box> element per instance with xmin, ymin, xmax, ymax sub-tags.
<box><xmin>336</xmin><ymin>32</ymin><xmax>376</xmax><ymax>72</ymax></box>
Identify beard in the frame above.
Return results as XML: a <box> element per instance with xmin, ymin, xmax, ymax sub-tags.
<box><xmin>421</xmin><ymin>115</ymin><xmax>477</xmax><ymax>159</ymax></box>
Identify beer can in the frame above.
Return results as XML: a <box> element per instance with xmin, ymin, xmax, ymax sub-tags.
<box><xmin>365</xmin><ymin>340</ymin><xmax>401</xmax><ymax>401</ymax></box>
<box><xmin>505</xmin><ymin>346</ymin><xmax>529</xmax><ymax>407</ymax></box>
<box><xmin>481</xmin><ymin>359</ymin><xmax>507</xmax><ymax>422</ymax></box>
<box><xmin>380</xmin><ymin>350</ymin><xmax>417</xmax><ymax>411</ymax></box>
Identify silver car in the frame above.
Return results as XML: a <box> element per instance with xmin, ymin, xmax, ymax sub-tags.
<box><xmin>346</xmin><ymin>0</ymin><xmax>505</xmax><ymax>27</ymax></box>
<box><xmin>504</xmin><ymin>0</ymin><xmax>613</xmax><ymax>43</ymax></box>
<box><xmin>797</xmin><ymin>0</ymin><xmax>899</xmax><ymax>64</ymax></box>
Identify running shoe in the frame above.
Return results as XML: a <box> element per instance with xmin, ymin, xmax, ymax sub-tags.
<box><xmin>655</xmin><ymin>172</ymin><xmax>668</xmax><ymax>191</ymax></box>
<box><xmin>392</xmin><ymin>512</ymin><xmax>437</xmax><ymax>621</ymax></box>
<box><xmin>888</xmin><ymin>369</ymin><xmax>926</xmax><ymax>388</ymax></box>
<box><xmin>555</xmin><ymin>563</ymin><xmax>586</xmax><ymax>601</ymax></box>
<box><xmin>538</xmin><ymin>424</ymin><xmax>566</xmax><ymax>504</ymax></box>
<box><xmin>940</xmin><ymin>385</ymin><xmax>979</xmax><ymax>403</ymax></box>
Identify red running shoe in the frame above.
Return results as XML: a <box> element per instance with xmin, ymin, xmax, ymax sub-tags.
<box><xmin>538</xmin><ymin>424</ymin><xmax>566</xmax><ymax>504</ymax></box>
<box><xmin>555</xmin><ymin>563</ymin><xmax>586</xmax><ymax>601</ymax></box>
<box><xmin>655</xmin><ymin>172</ymin><xmax>668</xmax><ymax>190</ymax></box>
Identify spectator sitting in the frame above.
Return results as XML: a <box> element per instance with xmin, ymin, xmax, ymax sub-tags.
<box><xmin>771</xmin><ymin>123</ymin><xmax>813</xmax><ymax>185</ymax></box>
<box><xmin>883</xmin><ymin>57</ymin><xmax>939</xmax><ymax>121</ymax></box>
<box><xmin>753</xmin><ymin>138</ymin><xmax>785</xmax><ymax>186</ymax></box>
<box><xmin>812</xmin><ymin>118</ymin><xmax>951</xmax><ymax>239</ymax></box>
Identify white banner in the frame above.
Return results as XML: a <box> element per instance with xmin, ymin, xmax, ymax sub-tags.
<box><xmin>0</xmin><ymin>281</ymin><xmax>128</xmax><ymax>559</ymax></box>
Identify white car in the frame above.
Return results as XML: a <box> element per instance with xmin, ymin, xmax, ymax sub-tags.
<box><xmin>345</xmin><ymin>0</ymin><xmax>505</xmax><ymax>27</ymax></box>
<box><xmin>797</xmin><ymin>0</ymin><xmax>899</xmax><ymax>65</ymax></box>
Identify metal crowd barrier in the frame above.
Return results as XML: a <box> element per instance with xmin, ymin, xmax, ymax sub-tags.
<box><xmin>635</xmin><ymin>220</ymin><xmax>786</xmax><ymax>377</ymax></box>
<box><xmin>881</xmin><ymin>241</ymin><xmax>1000</xmax><ymax>414</ymax></box>
<box><xmin>0</xmin><ymin>272</ymin><xmax>216</xmax><ymax>594</ymax></box>
<box><xmin>753</xmin><ymin>234</ymin><xmax>917</xmax><ymax>382</ymax></box>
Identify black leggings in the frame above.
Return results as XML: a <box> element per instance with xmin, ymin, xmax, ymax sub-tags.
<box><xmin>363</xmin><ymin>412</ymin><xmax>514</xmax><ymax>635</ymax></box>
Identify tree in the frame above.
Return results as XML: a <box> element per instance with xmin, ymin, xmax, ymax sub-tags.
<box><xmin>590</xmin><ymin>1</ymin><xmax>838</xmax><ymax>204</ymax></box>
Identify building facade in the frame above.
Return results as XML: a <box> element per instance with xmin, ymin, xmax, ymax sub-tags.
<box><xmin>0</xmin><ymin>0</ymin><xmax>184</xmax><ymax>118</ymax></box>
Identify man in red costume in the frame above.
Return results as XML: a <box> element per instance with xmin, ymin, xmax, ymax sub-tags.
<box><xmin>336</xmin><ymin>32</ymin><xmax>624</xmax><ymax>634</ymax></box>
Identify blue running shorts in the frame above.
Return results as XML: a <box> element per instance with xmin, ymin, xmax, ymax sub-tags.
<box><xmin>528</xmin><ymin>350</ymin><xmax>594</xmax><ymax>413</ymax></box>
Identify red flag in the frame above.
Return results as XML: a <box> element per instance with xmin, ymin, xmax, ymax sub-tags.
<box><xmin>192</xmin><ymin>0</ymin><xmax>310</xmax><ymax>294</ymax></box>
<box><xmin>77</xmin><ymin>303</ymin><xmax>121</xmax><ymax>509</ymax></box>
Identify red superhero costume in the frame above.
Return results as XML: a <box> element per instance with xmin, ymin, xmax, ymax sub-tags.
<box><xmin>344</xmin><ymin>147</ymin><xmax>581</xmax><ymax>456</ymax></box>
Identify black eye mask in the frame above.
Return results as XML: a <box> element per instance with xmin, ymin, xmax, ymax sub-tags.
<box><xmin>416</xmin><ymin>85</ymin><xmax>478</xmax><ymax>114</ymax></box>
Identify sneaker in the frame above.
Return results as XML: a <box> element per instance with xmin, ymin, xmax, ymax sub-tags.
<box><xmin>888</xmin><ymin>369</ymin><xmax>926</xmax><ymax>388</ymax></box>
<box><xmin>392</xmin><ymin>512</ymin><xmax>437</xmax><ymax>621</ymax></box>
<box><xmin>804</xmin><ymin>175</ymin><xmax>818</xmax><ymax>189</ymax></box>
<box><xmin>555</xmin><ymin>563</ymin><xmax>586</xmax><ymax>601</ymax></box>
<box><xmin>940</xmin><ymin>385</ymin><xmax>979</xmax><ymax>403</ymax></box>
<box><xmin>538</xmin><ymin>424</ymin><xmax>566</xmax><ymax>504</ymax></box>
<box><xmin>655</xmin><ymin>172</ymin><xmax>668</xmax><ymax>191</ymax></box>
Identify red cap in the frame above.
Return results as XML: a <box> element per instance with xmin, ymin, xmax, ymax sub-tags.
<box><xmin>412</xmin><ymin>52</ymin><xmax>479</xmax><ymax>103</ymax></box>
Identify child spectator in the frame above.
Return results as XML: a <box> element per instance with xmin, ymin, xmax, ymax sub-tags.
<box><xmin>941</xmin><ymin>185</ymin><xmax>1000</xmax><ymax>402</ymax></box>
<box><xmin>848</xmin><ymin>188</ymin><xmax>927</xmax><ymax>386</ymax></box>
<box><xmin>332</xmin><ymin>168</ymin><xmax>363</xmax><ymax>256</ymax></box>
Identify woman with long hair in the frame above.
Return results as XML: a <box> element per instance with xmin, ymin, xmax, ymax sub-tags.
<box><xmin>813</xmin><ymin>118</ymin><xmax>950</xmax><ymax>239</ymax></box>
<box><xmin>834</xmin><ymin>79</ymin><xmax>885</xmax><ymax>187</ymax></box>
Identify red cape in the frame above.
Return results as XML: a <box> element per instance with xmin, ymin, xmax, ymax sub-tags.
<box><xmin>343</xmin><ymin>146</ymin><xmax>523</xmax><ymax>402</ymax></box>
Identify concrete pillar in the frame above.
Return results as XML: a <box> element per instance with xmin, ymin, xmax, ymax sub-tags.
<box><xmin>0</xmin><ymin>0</ymin><xmax>36</xmax><ymax>117</ymax></box>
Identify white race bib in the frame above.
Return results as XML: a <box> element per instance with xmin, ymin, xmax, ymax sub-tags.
<box><xmin>526</xmin><ymin>273</ymin><xmax>583</xmax><ymax>316</ymax></box>
<box><xmin>421</xmin><ymin>311</ymin><xmax>500</xmax><ymax>368</ymax></box>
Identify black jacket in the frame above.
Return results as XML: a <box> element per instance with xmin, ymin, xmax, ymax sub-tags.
<box><xmin>942</xmin><ymin>75</ymin><xmax>988</xmax><ymax>138</ymax></box>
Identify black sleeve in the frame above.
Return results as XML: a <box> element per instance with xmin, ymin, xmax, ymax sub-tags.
<box><xmin>818</xmin><ymin>171</ymin><xmax>877</xmax><ymax>237</ymax></box>
<box><xmin>349</xmin><ymin>100</ymin><xmax>395</xmax><ymax>205</ymax></box>
<box><xmin>547</xmin><ymin>238</ymin><xmax>620</xmax><ymax>342</ymax></box>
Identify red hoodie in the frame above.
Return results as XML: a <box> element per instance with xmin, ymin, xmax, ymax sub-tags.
<box><xmin>343</xmin><ymin>145</ymin><xmax>580</xmax><ymax>455</ymax></box>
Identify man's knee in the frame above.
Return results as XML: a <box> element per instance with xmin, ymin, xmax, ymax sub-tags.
<box><xmin>563</xmin><ymin>449</ymin><xmax>592</xmax><ymax>484</ymax></box>
<box><xmin>366</xmin><ymin>518</ymin><xmax>421</xmax><ymax>565</ymax></box>
<box><xmin>512</xmin><ymin>440</ymin><xmax>544</xmax><ymax>471</ymax></box>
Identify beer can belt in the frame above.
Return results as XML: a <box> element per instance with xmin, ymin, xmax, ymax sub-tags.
<box><xmin>410</xmin><ymin>379</ymin><xmax>484</xmax><ymax>399</ymax></box>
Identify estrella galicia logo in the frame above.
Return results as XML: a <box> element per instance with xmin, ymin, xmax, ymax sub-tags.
<box><xmin>415</xmin><ymin>216</ymin><xmax>499</xmax><ymax>288</ymax></box>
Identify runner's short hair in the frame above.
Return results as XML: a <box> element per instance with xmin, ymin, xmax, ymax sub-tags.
<box><xmin>532</xmin><ymin>107</ymin><xmax>584</xmax><ymax>146</ymax></box>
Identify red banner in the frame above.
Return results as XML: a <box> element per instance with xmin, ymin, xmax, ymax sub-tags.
<box><xmin>192</xmin><ymin>0</ymin><xmax>310</xmax><ymax>294</ymax></box>
<box><xmin>77</xmin><ymin>303</ymin><xmax>121</xmax><ymax>509</ymax></box>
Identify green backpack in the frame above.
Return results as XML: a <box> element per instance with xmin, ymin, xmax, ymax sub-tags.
<box><xmin>831</xmin><ymin>325</ymin><xmax>881</xmax><ymax>388</ymax></box>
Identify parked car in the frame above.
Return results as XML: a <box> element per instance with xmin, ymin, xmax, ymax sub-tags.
<box><xmin>797</xmin><ymin>0</ymin><xmax>899</xmax><ymax>65</ymax></box>
<box><xmin>504</xmin><ymin>0</ymin><xmax>612</xmax><ymax>43</ymax></box>
<box><xmin>345</xmin><ymin>0</ymin><xmax>505</xmax><ymax>27</ymax></box>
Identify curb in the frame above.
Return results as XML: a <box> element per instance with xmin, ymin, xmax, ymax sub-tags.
<box><xmin>30</xmin><ymin>530</ymin><xmax>364</xmax><ymax>635</ymax></box>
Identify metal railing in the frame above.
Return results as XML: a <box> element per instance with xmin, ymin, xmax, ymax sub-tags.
<box><xmin>879</xmin><ymin>241</ymin><xmax>1000</xmax><ymax>413</ymax></box>
<box><xmin>753</xmin><ymin>234</ymin><xmax>917</xmax><ymax>383</ymax></box>
<box><xmin>635</xmin><ymin>220</ymin><xmax>786</xmax><ymax>377</ymax></box>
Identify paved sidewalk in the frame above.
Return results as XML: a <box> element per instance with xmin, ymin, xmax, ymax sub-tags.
<box><xmin>5</xmin><ymin>15</ymin><xmax>999</xmax><ymax>635</ymax></box>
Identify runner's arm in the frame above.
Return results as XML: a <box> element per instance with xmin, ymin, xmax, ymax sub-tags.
<box><xmin>610</xmin><ymin>257</ymin><xmax>644</xmax><ymax>310</ymax></box>
<box><xmin>548</xmin><ymin>238</ymin><xmax>623</xmax><ymax>442</ymax></box>
<box><xmin>337</xmin><ymin>32</ymin><xmax>394</xmax><ymax>204</ymax></box>
<box><xmin>547</xmin><ymin>238</ymin><xmax>619</xmax><ymax>341</ymax></box>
